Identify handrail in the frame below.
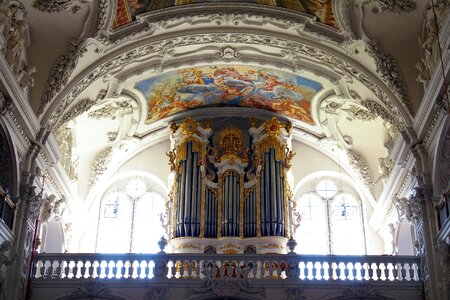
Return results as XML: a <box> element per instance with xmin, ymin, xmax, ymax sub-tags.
<box><xmin>31</xmin><ymin>253</ymin><xmax>421</xmax><ymax>283</ymax></box>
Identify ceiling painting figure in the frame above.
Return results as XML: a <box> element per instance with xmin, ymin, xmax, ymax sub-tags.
<box><xmin>135</xmin><ymin>65</ymin><xmax>322</xmax><ymax>125</ymax></box>
<box><xmin>113</xmin><ymin>0</ymin><xmax>338</xmax><ymax>28</ymax></box>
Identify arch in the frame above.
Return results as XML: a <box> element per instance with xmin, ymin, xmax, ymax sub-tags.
<box><xmin>0</xmin><ymin>119</ymin><xmax>19</xmax><ymax>197</ymax></box>
<box><xmin>41</xmin><ymin>5</ymin><xmax>411</xmax><ymax>131</ymax></box>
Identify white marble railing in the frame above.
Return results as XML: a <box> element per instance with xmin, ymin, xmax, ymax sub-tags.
<box><xmin>31</xmin><ymin>253</ymin><xmax>421</xmax><ymax>283</ymax></box>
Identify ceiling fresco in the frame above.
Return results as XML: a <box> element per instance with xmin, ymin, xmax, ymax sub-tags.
<box><xmin>113</xmin><ymin>0</ymin><xmax>338</xmax><ymax>28</ymax></box>
<box><xmin>135</xmin><ymin>65</ymin><xmax>323</xmax><ymax>125</ymax></box>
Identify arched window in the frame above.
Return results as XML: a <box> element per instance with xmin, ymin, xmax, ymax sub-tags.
<box><xmin>294</xmin><ymin>179</ymin><xmax>366</xmax><ymax>255</ymax></box>
<box><xmin>95</xmin><ymin>177</ymin><xmax>166</xmax><ymax>253</ymax></box>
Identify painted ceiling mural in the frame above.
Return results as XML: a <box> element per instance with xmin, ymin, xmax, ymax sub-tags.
<box><xmin>135</xmin><ymin>65</ymin><xmax>322</xmax><ymax>125</ymax></box>
<box><xmin>113</xmin><ymin>0</ymin><xmax>338</xmax><ymax>29</ymax></box>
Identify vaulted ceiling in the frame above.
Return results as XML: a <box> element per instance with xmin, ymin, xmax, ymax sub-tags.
<box><xmin>13</xmin><ymin>0</ymin><xmax>447</xmax><ymax>219</ymax></box>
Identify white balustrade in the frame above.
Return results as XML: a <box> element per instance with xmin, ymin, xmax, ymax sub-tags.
<box><xmin>31</xmin><ymin>253</ymin><xmax>421</xmax><ymax>283</ymax></box>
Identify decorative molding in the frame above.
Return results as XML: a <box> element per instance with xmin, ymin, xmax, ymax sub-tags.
<box><xmin>63</xmin><ymin>281</ymin><xmax>126</xmax><ymax>300</ymax></box>
<box><xmin>86</xmin><ymin>146</ymin><xmax>113</xmax><ymax>194</ymax></box>
<box><xmin>87</xmin><ymin>100</ymin><xmax>133</xmax><ymax>120</ymax></box>
<box><xmin>372</xmin><ymin>0</ymin><xmax>416</xmax><ymax>14</ymax></box>
<box><xmin>38</xmin><ymin>40</ymin><xmax>86</xmax><ymax>116</ymax></box>
<box><xmin>94</xmin><ymin>0</ymin><xmax>109</xmax><ymax>36</ymax></box>
<box><xmin>45</xmin><ymin>31</ymin><xmax>410</xmax><ymax>130</ymax></box>
<box><xmin>422</xmin><ymin>96</ymin><xmax>447</xmax><ymax>146</ymax></box>
<box><xmin>33</xmin><ymin>0</ymin><xmax>80</xmax><ymax>13</ymax></box>
<box><xmin>283</xmin><ymin>287</ymin><xmax>306</xmax><ymax>300</ymax></box>
<box><xmin>186</xmin><ymin>262</ymin><xmax>264</xmax><ymax>298</ymax></box>
<box><xmin>342</xmin><ymin>104</ymin><xmax>377</xmax><ymax>122</ymax></box>
<box><xmin>145</xmin><ymin>286</ymin><xmax>169</xmax><ymax>300</ymax></box>
<box><xmin>105</xmin><ymin>4</ymin><xmax>344</xmax><ymax>45</ymax></box>
<box><xmin>335</xmin><ymin>283</ymin><xmax>393</xmax><ymax>299</ymax></box>
<box><xmin>347</xmin><ymin>149</ymin><xmax>375</xmax><ymax>194</ymax></box>
<box><xmin>361</xmin><ymin>99</ymin><xmax>400</xmax><ymax>129</ymax></box>
<box><xmin>56</xmin><ymin>98</ymin><xmax>95</xmax><ymax>128</ymax></box>
<box><xmin>366</xmin><ymin>40</ymin><xmax>411</xmax><ymax>113</ymax></box>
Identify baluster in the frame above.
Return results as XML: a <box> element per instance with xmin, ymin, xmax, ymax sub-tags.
<box><xmin>144</xmin><ymin>260</ymin><xmax>150</xmax><ymax>279</ymax></box>
<box><xmin>386</xmin><ymin>263</ymin><xmax>394</xmax><ymax>281</ymax></box>
<box><xmin>280</xmin><ymin>261</ymin><xmax>287</xmax><ymax>279</ymax></box>
<box><xmin>128</xmin><ymin>260</ymin><xmax>135</xmax><ymax>279</ymax></box>
<box><xmin>117</xmin><ymin>260</ymin><xmax>124</xmax><ymax>279</ymax></box>
<box><xmin>338</xmin><ymin>262</ymin><xmax>346</xmax><ymax>280</ymax></box>
<box><xmin>87</xmin><ymin>259</ymin><xmax>94</xmax><ymax>279</ymax></box>
<box><xmin>362</xmin><ymin>262</ymin><xmax>370</xmax><ymax>280</ymax></box>
<box><xmin>43</xmin><ymin>259</ymin><xmax>51</xmax><ymax>278</ymax></box>
<box><xmin>299</xmin><ymin>261</ymin><xmax>306</xmax><ymax>280</ymax></box>
<box><xmin>306</xmin><ymin>261</ymin><xmax>313</xmax><ymax>280</ymax></box>
<box><xmin>189</xmin><ymin>261</ymin><xmax>195</xmax><ymax>278</ymax></box>
<box><xmin>32</xmin><ymin>259</ymin><xmax>39</xmax><ymax>278</ymax></box>
<box><xmin>346</xmin><ymin>262</ymin><xmax>353</xmax><ymax>280</ymax></box>
<box><xmin>377</xmin><ymin>263</ymin><xmax>383</xmax><ymax>281</ymax></box>
<box><xmin>195</xmin><ymin>260</ymin><xmax>200</xmax><ymax>278</ymax></box>
<box><xmin>95</xmin><ymin>259</ymin><xmax>102</xmax><ymax>278</ymax></box>
<box><xmin>270</xmin><ymin>261</ymin><xmax>277</xmax><ymax>279</ymax></box>
<box><xmin>183</xmin><ymin>261</ymin><xmax>190</xmax><ymax>278</ymax></box>
<box><xmin>72</xmin><ymin>260</ymin><xmax>79</xmax><ymax>278</ymax></box>
<box><xmin>412</xmin><ymin>263</ymin><xmax>419</xmax><ymax>281</ymax></box>
<box><xmin>64</xmin><ymin>260</ymin><xmax>71</xmax><ymax>279</ymax></box>
<box><xmin>134</xmin><ymin>260</ymin><xmax>141</xmax><ymax>279</ymax></box>
<box><xmin>79</xmin><ymin>259</ymin><xmax>86</xmax><ymax>278</ymax></box>
<box><xmin>380</xmin><ymin>262</ymin><xmax>387</xmax><ymax>281</ymax></box>
<box><xmin>322</xmin><ymin>262</ymin><xmax>330</xmax><ymax>280</ymax></box>
<box><xmin>354</xmin><ymin>262</ymin><xmax>362</xmax><ymax>280</ymax></box>
<box><xmin>394</xmin><ymin>262</ymin><xmax>402</xmax><ymax>281</ymax></box>
<box><xmin>54</xmin><ymin>259</ymin><xmax>62</xmax><ymax>278</ymax></box>
<box><xmin>314</xmin><ymin>262</ymin><xmax>322</xmax><ymax>280</ymax></box>
<box><xmin>263</xmin><ymin>261</ymin><xmax>269</xmax><ymax>279</ymax></box>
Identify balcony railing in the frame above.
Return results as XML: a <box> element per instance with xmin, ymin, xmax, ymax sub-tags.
<box><xmin>31</xmin><ymin>253</ymin><xmax>421</xmax><ymax>283</ymax></box>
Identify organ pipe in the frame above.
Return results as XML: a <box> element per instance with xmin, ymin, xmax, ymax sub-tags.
<box><xmin>169</xmin><ymin>117</ymin><xmax>294</xmax><ymax>241</ymax></box>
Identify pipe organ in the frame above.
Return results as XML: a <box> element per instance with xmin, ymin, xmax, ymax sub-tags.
<box><xmin>167</xmin><ymin>117</ymin><xmax>295</xmax><ymax>254</ymax></box>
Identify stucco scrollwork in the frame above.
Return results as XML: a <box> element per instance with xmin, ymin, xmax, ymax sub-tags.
<box><xmin>86</xmin><ymin>146</ymin><xmax>113</xmax><ymax>194</ymax></box>
<box><xmin>342</xmin><ymin>104</ymin><xmax>377</xmax><ymax>122</ymax></box>
<box><xmin>283</xmin><ymin>287</ymin><xmax>306</xmax><ymax>300</ymax></box>
<box><xmin>145</xmin><ymin>286</ymin><xmax>169</xmax><ymax>300</ymax></box>
<box><xmin>33</xmin><ymin>0</ymin><xmax>86</xmax><ymax>14</ymax></box>
<box><xmin>334</xmin><ymin>283</ymin><xmax>392</xmax><ymax>299</ymax></box>
<box><xmin>366</xmin><ymin>40</ymin><xmax>410</xmax><ymax>112</ymax></box>
<box><xmin>87</xmin><ymin>100</ymin><xmax>134</xmax><ymax>120</ymax></box>
<box><xmin>57</xmin><ymin>281</ymin><xmax>127</xmax><ymax>300</ymax></box>
<box><xmin>56</xmin><ymin>98</ymin><xmax>96</xmax><ymax>128</ymax></box>
<box><xmin>371</xmin><ymin>0</ymin><xmax>416</xmax><ymax>14</ymax></box>
<box><xmin>39</xmin><ymin>39</ymin><xmax>86</xmax><ymax>115</ymax></box>
<box><xmin>347</xmin><ymin>150</ymin><xmax>375</xmax><ymax>194</ymax></box>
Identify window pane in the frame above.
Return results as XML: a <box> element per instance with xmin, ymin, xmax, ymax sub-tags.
<box><xmin>295</xmin><ymin>194</ymin><xmax>328</xmax><ymax>254</ymax></box>
<box><xmin>316</xmin><ymin>179</ymin><xmax>337</xmax><ymax>199</ymax></box>
<box><xmin>330</xmin><ymin>194</ymin><xmax>365</xmax><ymax>255</ymax></box>
<box><xmin>131</xmin><ymin>193</ymin><xmax>166</xmax><ymax>253</ymax></box>
<box><xmin>126</xmin><ymin>178</ymin><xmax>147</xmax><ymax>198</ymax></box>
<box><xmin>96</xmin><ymin>193</ymin><xmax>133</xmax><ymax>253</ymax></box>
